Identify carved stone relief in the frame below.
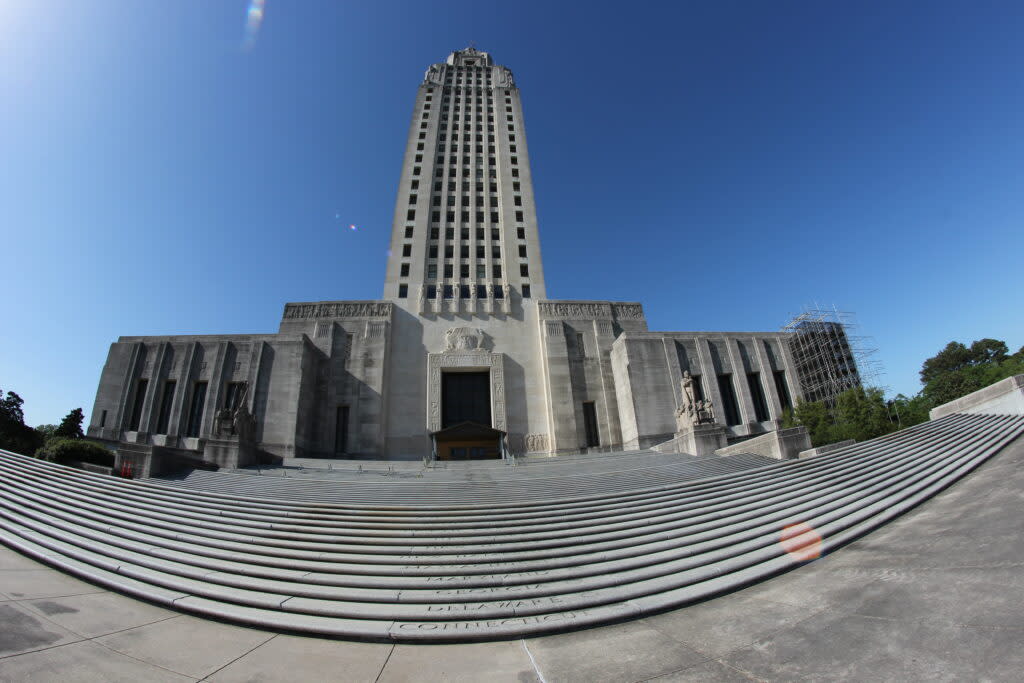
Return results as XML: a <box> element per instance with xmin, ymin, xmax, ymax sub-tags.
<box><xmin>443</xmin><ymin>327</ymin><xmax>488</xmax><ymax>352</ymax></box>
<box><xmin>282</xmin><ymin>302</ymin><xmax>393</xmax><ymax>320</ymax></box>
<box><xmin>524</xmin><ymin>433</ymin><xmax>549</xmax><ymax>452</ymax></box>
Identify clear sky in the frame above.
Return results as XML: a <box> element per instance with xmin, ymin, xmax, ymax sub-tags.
<box><xmin>2</xmin><ymin>1</ymin><xmax>1022</xmax><ymax>427</ymax></box>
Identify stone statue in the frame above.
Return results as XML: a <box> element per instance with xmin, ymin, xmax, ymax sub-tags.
<box><xmin>676</xmin><ymin>372</ymin><xmax>716</xmax><ymax>431</ymax></box>
<box><xmin>681</xmin><ymin>371</ymin><xmax>696</xmax><ymax>409</ymax></box>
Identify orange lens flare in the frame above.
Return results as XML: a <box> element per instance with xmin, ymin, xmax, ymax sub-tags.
<box><xmin>779</xmin><ymin>522</ymin><xmax>822</xmax><ymax>562</ymax></box>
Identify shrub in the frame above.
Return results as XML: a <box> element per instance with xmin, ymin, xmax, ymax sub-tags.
<box><xmin>36</xmin><ymin>438</ymin><xmax>115</xmax><ymax>468</ymax></box>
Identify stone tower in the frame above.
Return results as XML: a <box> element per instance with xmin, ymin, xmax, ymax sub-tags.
<box><xmin>382</xmin><ymin>47</ymin><xmax>547</xmax><ymax>310</ymax></box>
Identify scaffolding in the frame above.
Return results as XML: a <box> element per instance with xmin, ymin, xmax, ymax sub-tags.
<box><xmin>782</xmin><ymin>305</ymin><xmax>882</xmax><ymax>405</ymax></box>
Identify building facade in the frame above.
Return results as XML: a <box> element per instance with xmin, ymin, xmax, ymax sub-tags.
<box><xmin>88</xmin><ymin>48</ymin><xmax>833</xmax><ymax>469</ymax></box>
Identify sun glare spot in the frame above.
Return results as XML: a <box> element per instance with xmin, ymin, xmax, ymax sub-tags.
<box><xmin>242</xmin><ymin>0</ymin><xmax>266</xmax><ymax>51</ymax></box>
<box><xmin>779</xmin><ymin>522</ymin><xmax>823</xmax><ymax>562</ymax></box>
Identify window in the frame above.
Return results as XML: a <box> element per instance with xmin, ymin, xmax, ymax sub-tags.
<box><xmin>460</xmin><ymin>245</ymin><xmax>469</xmax><ymax>258</ymax></box>
<box><xmin>717</xmin><ymin>374</ymin><xmax>742</xmax><ymax>426</ymax></box>
<box><xmin>477</xmin><ymin>284</ymin><xmax>487</xmax><ymax>298</ymax></box>
<box><xmin>494</xmin><ymin>285</ymin><xmax>504</xmax><ymax>299</ymax></box>
<box><xmin>748</xmin><ymin>373</ymin><xmax>771</xmax><ymax>422</ymax></box>
<box><xmin>513</xmin><ymin>182</ymin><xmax>521</xmax><ymax>192</ymax></box>
<box><xmin>493</xmin><ymin>264</ymin><xmax>502</xmax><ymax>278</ymax></box>
<box><xmin>431</xmin><ymin>211</ymin><xmax>440</xmax><ymax>222</ymax></box>
<box><xmin>409</xmin><ymin>194</ymin><xmax>417</xmax><ymax>205</ymax></box>
<box><xmin>521</xmin><ymin>284</ymin><xmax>531</xmax><ymax>298</ymax></box>
<box><xmin>520</xmin><ymin>264</ymin><xmax>529</xmax><ymax>277</ymax></box>
<box><xmin>514</xmin><ymin>196</ymin><xmax>522</xmax><ymax>206</ymax></box>
<box><xmin>416</xmin><ymin>143</ymin><xmax>424</xmax><ymax>151</ymax></box>
<box><xmin>335</xmin><ymin>406</ymin><xmax>349</xmax><ymax>454</ymax></box>
<box><xmin>476</xmin><ymin>245</ymin><xmax>485</xmax><ymax>258</ymax></box>
<box><xmin>128</xmin><ymin>379</ymin><xmax>148</xmax><ymax>431</ymax></box>
<box><xmin>400</xmin><ymin>263</ymin><xmax>409</xmax><ymax>277</ymax></box>
<box><xmin>398</xmin><ymin>284</ymin><xmax>408</xmax><ymax>298</ymax></box>
<box><xmin>443</xmin><ymin>284</ymin><xmax>453</xmax><ymax>299</ymax></box>
<box><xmin>518</xmin><ymin>245</ymin><xmax>527</xmax><ymax>257</ymax></box>
<box><xmin>407</xmin><ymin>210</ymin><xmax>415</xmax><ymax>220</ymax></box>
<box><xmin>413</xmin><ymin>167</ymin><xmax>421</xmax><ymax>175</ymax></box>
<box><xmin>443</xmin><ymin>263</ymin><xmax>453</xmax><ymax>278</ymax></box>
<box><xmin>460</xmin><ymin>264</ymin><xmax>469</xmax><ymax>278</ymax></box>
<box><xmin>517</xmin><ymin>227</ymin><xmax>525</xmax><ymax>239</ymax></box>
<box><xmin>445</xmin><ymin>227</ymin><xmax>454</xmax><ymax>238</ymax></box>
<box><xmin>426</xmin><ymin>284</ymin><xmax>437</xmax><ymax>299</ymax></box>
<box><xmin>427</xmin><ymin>264</ymin><xmax>437</xmax><ymax>278</ymax></box>
<box><xmin>476</xmin><ymin>264</ymin><xmax>486</xmax><ymax>279</ymax></box>
<box><xmin>460</xmin><ymin>284</ymin><xmax>470</xmax><ymax>298</ymax></box>
<box><xmin>582</xmin><ymin>401</ymin><xmax>600</xmax><ymax>447</ymax></box>
<box><xmin>510</xmin><ymin>145</ymin><xmax>517</xmax><ymax>153</ymax></box>
<box><xmin>411</xmin><ymin>180</ymin><xmax>419</xmax><ymax>189</ymax></box>
<box><xmin>155</xmin><ymin>380</ymin><xmax>176</xmax><ymax>435</ymax></box>
<box><xmin>512</xmin><ymin>168</ymin><xmax>519</xmax><ymax>177</ymax></box>
<box><xmin>401</xmin><ymin>244</ymin><xmax>411</xmax><ymax>257</ymax></box>
<box><xmin>186</xmin><ymin>381</ymin><xmax>207</xmax><ymax>438</ymax></box>
<box><xmin>428</xmin><ymin>245</ymin><xmax>438</xmax><ymax>258</ymax></box>
<box><xmin>404</xmin><ymin>226</ymin><xmax>413</xmax><ymax>238</ymax></box>
<box><xmin>444</xmin><ymin>245</ymin><xmax>454</xmax><ymax>258</ymax></box>
<box><xmin>492</xmin><ymin>246</ymin><xmax>501</xmax><ymax>259</ymax></box>
<box><xmin>774</xmin><ymin>370</ymin><xmax>793</xmax><ymax>410</ymax></box>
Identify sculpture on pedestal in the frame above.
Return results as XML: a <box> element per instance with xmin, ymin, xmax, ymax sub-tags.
<box><xmin>676</xmin><ymin>371</ymin><xmax>716</xmax><ymax>431</ymax></box>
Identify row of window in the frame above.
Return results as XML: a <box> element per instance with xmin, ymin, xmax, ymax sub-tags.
<box><xmin>408</xmin><ymin>263</ymin><xmax>530</xmax><ymax>279</ymax></box>
<box><xmin>406</xmin><ymin>209</ymin><xmax>527</xmax><ymax>223</ymax></box>
<box><xmin>396</xmin><ymin>283</ymin><xmax>532</xmax><ymax>300</ymax></box>
<box><xmin>126</xmin><ymin>379</ymin><xmax>246</xmax><ymax>439</ymax></box>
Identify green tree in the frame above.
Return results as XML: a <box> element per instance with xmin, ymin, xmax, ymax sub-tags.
<box><xmin>887</xmin><ymin>393</ymin><xmax>931</xmax><ymax>429</ymax></box>
<box><xmin>791</xmin><ymin>399</ymin><xmax>838</xmax><ymax>447</ymax></box>
<box><xmin>0</xmin><ymin>388</ymin><xmax>43</xmax><ymax>455</ymax></box>
<box><xmin>54</xmin><ymin>407</ymin><xmax>85</xmax><ymax>439</ymax></box>
<box><xmin>919</xmin><ymin>337</ymin><xmax>1024</xmax><ymax>407</ymax></box>
<box><xmin>35</xmin><ymin>424</ymin><xmax>58</xmax><ymax>441</ymax></box>
<box><xmin>833</xmin><ymin>386</ymin><xmax>895</xmax><ymax>442</ymax></box>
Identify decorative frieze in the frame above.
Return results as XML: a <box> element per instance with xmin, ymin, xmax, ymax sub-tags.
<box><xmin>282</xmin><ymin>301</ymin><xmax>393</xmax><ymax>320</ymax></box>
<box><xmin>538</xmin><ymin>301</ymin><xmax>645</xmax><ymax>322</ymax></box>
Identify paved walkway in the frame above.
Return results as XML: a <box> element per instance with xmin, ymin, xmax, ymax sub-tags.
<box><xmin>1</xmin><ymin>436</ymin><xmax>1022</xmax><ymax>682</ymax></box>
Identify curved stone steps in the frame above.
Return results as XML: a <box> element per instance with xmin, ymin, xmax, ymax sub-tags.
<box><xmin>0</xmin><ymin>414</ymin><xmax>986</xmax><ymax>556</ymax></box>
<box><xmin>0</xmin><ymin>412</ymin><xmax>1011</xmax><ymax>597</ymax></box>
<box><xmin>0</xmin><ymin>414</ymin><xmax>995</xmax><ymax>558</ymax></box>
<box><xmin>157</xmin><ymin>454</ymin><xmax>778</xmax><ymax>506</ymax></box>
<box><xmin>0</xmin><ymin>413</ymin><xmax>1020</xmax><ymax>641</ymax></box>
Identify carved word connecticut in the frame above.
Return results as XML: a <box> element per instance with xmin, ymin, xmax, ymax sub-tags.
<box><xmin>282</xmin><ymin>302</ymin><xmax>392</xmax><ymax>320</ymax></box>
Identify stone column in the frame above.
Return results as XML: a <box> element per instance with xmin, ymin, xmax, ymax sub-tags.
<box><xmin>753</xmin><ymin>339</ymin><xmax>783</xmax><ymax>421</ymax></box>
<box><xmin>593</xmin><ymin>319</ymin><xmax>623</xmax><ymax>448</ymax></box>
<box><xmin>726</xmin><ymin>338</ymin><xmax>758</xmax><ymax>433</ymax></box>
<box><xmin>694</xmin><ymin>337</ymin><xmax>724</xmax><ymax>424</ymax></box>
<box><xmin>541</xmin><ymin>319</ymin><xmax>576</xmax><ymax>453</ymax></box>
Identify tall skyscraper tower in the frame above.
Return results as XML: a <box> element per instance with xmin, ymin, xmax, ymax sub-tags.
<box><xmin>383</xmin><ymin>47</ymin><xmax>546</xmax><ymax>311</ymax></box>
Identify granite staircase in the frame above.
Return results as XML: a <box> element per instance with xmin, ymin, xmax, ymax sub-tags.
<box><xmin>1</xmin><ymin>413</ymin><xmax>1021</xmax><ymax>642</ymax></box>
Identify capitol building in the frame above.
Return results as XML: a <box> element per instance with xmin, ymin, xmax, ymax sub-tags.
<box><xmin>87</xmin><ymin>48</ymin><xmax>831</xmax><ymax>469</ymax></box>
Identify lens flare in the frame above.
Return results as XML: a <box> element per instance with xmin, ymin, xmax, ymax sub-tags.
<box><xmin>779</xmin><ymin>522</ymin><xmax>822</xmax><ymax>562</ymax></box>
<box><xmin>242</xmin><ymin>0</ymin><xmax>266</xmax><ymax>51</ymax></box>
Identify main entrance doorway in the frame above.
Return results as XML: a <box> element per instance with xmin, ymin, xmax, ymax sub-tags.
<box><xmin>435</xmin><ymin>371</ymin><xmax>498</xmax><ymax>460</ymax></box>
<box><xmin>441</xmin><ymin>371</ymin><xmax>491</xmax><ymax>428</ymax></box>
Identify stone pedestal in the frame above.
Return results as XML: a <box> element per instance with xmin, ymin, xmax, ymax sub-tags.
<box><xmin>675</xmin><ymin>423</ymin><xmax>729</xmax><ymax>457</ymax></box>
<box><xmin>204</xmin><ymin>438</ymin><xmax>257</xmax><ymax>469</ymax></box>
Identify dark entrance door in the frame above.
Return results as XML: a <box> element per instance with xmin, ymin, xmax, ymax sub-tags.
<box><xmin>442</xmin><ymin>371</ymin><xmax>491</xmax><ymax>428</ymax></box>
<box><xmin>582</xmin><ymin>401</ymin><xmax>600</xmax><ymax>447</ymax></box>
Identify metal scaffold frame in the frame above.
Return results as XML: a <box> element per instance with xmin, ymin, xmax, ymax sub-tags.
<box><xmin>782</xmin><ymin>304</ymin><xmax>882</xmax><ymax>405</ymax></box>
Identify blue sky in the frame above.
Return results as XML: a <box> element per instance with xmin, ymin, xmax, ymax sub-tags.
<box><xmin>2</xmin><ymin>1</ymin><xmax>1022</xmax><ymax>426</ymax></box>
